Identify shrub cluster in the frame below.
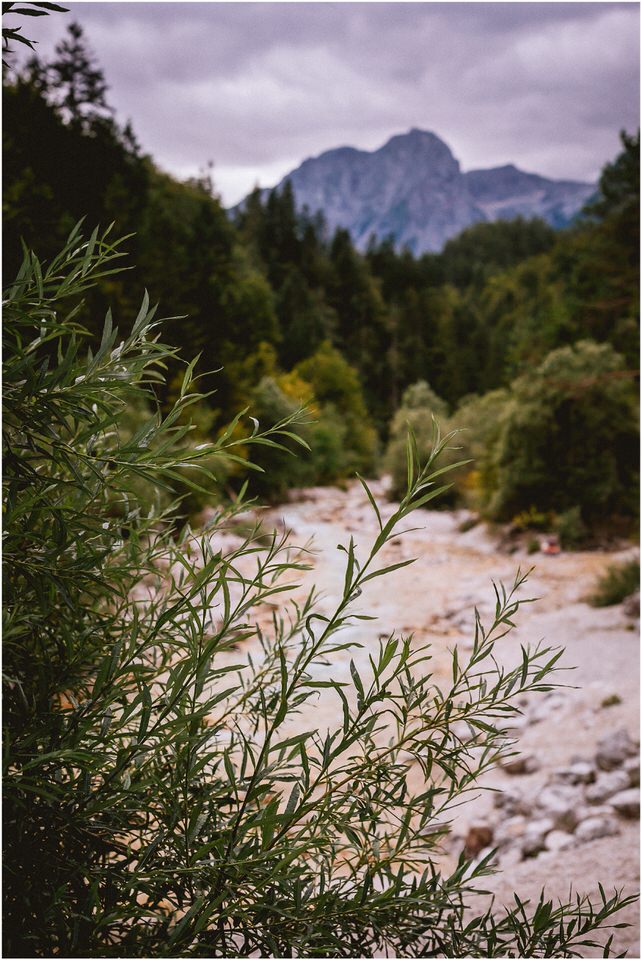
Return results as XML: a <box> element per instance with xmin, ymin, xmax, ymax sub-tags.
<box><xmin>388</xmin><ymin>341</ymin><xmax>639</xmax><ymax>537</ymax></box>
<box><xmin>589</xmin><ymin>560</ymin><xmax>640</xmax><ymax>608</ymax></box>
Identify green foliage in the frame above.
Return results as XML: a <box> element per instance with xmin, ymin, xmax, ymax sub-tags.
<box><xmin>244</xmin><ymin>375</ymin><xmax>310</xmax><ymax>502</ymax></box>
<box><xmin>443</xmin><ymin>336</ymin><xmax>639</xmax><ymax>532</ymax></box>
<box><xmin>4</xmin><ymin>229</ymin><xmax>634</xmax><ymax>956</ymax></box>
<box><xmin>40</xmin><ymin>19</ymin><xmax>111</xmax><ymax>129</ymax></box>
<box><xmin>526</xmin><ymin>537</ymin><xmax>541</xmax><ymax>555</ymax></box>
<box><xmin>219</xmin><ymin>341</ymin><xmax>378</xmax><ymax>501</ymax></box>
<box><xmin>554</xmin><ymin>506</ymin><xmax>589</xmax><ymax>550</ymax></box>
<box><xmin>2</xmin><ymin>1</ymin><xmax>68</xmax><ymax>65</ymax></box>
<box><xmin>445</xmin><ymin>388</ymin><xmax>512</xmax><ymax>510</ymax></box>
<box><xmin>384</xmin><ymin>381</ymin><xmax>453</xmax><ymax>500</ymax></box>
<box><xmin>589</xmin><ymin>560</ymin><xmax>640</xmax><ymax>608</ymax></box>
<box><xmin>3</xmin><ymin>23</ymin><xmax>148</xmax><ymax>279</ymax></box>
<box><xmin>487</xmin><ymin>340</ymin><xmax>639</xmax><ymax>522</ymax></box>
<box><xmin>295</xmin><ymin>341</ymin><xmax>378</xmax><ymax>477</ymax></box>
<box><xmin>511</xmin><ymin>506</ymin><xmax>551</xmax><ymax>532</ymax></box>
<box><xmin>587</xmin><ymin>129</ymin><xmax>640</xmax><ymax>230</ymax></box>
<box><xmin>439</xmin><ymin>217</ymin><xmax>557</xmax><ymax>289</ymax></box>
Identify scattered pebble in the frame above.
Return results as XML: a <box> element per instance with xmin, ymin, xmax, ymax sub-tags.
<box><xmin>464</xmin><ymin>823</ymin><xmax>494</xmax><ymax>858</ymax></box>
<box><xmin>501</xmin><ymin>754</ymin><xmax>540</xmax><ymax>776</ymax></box>
<box><xmin>610</xmin><ymin>789</ymin><xmax>640</xmax><ymax>819</ymax></box>
<box><xmin>553</xmin><ymin>761</ymin><xmax>596</xmax><ymax>786</ymax></box>
<box><xmin>521</xmin><ymin>818</ymin><xmax>555</xmax><ymax>857</ymax></box>
<box><xmin>494</xmin><ymin>815</ymin><xmax>527</xmax><ymax>847</ymax></box>
<box><xmin>585</xmin><ymin>769</ymin><xmax>630</xmax><ymax>804</ymax></box>
<box><xmin>535</xmin><ymin>783</ymin><xmax>581</xmax><ymax>831</ymax></box>
<box><xmin>487</xmin><ymin>728</ymin><xmax>638</xmax><ymax>862</ymax></box>
<box><xmin>545</xmin><ymin>829</ymin><xmax>575</xmax><ymax>852</ymax></box>
<box><xmin>624</xmin><ymin>756</ymin><xmax>640</xmax><ymax>787</ymax></box>
<box><xmin>623</xmin><ymin>591</ymin><xmax>640</xmax><ymax>618</ymax></box>
<box><xmin>595</xmin><ymin>729</ymin><xmax>638</xmax><ymax>771</ymax></box>
<box><xmin>575</xmin><ymin>816</ymin><xmax>621</xmax><ymax>842</ymax></box>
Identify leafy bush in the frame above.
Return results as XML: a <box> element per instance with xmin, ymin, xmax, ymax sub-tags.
<box><xmin>554</xmin><ymin>505</ymin><xmax>589</xmax><ymax>550</ymax></box>
<box><xmin>245</xmin><ymin>374</ymin><xmax>311</xmax><ymax>501</ymax></box>
<box><xmin>589</xmin><ymin>560</ymin><xmax>640</xmax><ymax>607</ymax></box>
<box><xmin>295</xmin><ymin>340</ymin><xmax>378</xmax><ymax>477</ymax></box>
<box><xmin>234</xmin><ymin>343</ymin><xmax>378</xmax><ymax>502</ymax></box>
<box><xmin>448</xmin><ymin>342</ymin><xmax>639</xmax><ymax>525</ymax></box>
<box><xmin>384</xmin><ymin>380</ymin><xmax>453</xmax><ymax>500</ymax></box>
<box><xmin>438</xmin><ymin>387</ymin><xmax>511</xmax><ymax>511</ymax></box>
<box><xmin>3</xmin><ymin>229</ymin><xmax>634</xmax><ymax>957</ymax></box>
<box><xmin>487</xmin><ymin>340</ymin><xmax>639</xmax><ymax>522</ymax></box>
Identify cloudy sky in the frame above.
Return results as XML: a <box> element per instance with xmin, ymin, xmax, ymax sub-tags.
<box><xmin>10</xmin><ymin>2</ymin><xmax>640</xmax><ymax>205</ymax></box>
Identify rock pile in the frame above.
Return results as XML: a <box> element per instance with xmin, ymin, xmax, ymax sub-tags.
<box><xmin>465</xmin><ymin>728</ymin><xmax>639</xmax><ymax>865</ymax></box>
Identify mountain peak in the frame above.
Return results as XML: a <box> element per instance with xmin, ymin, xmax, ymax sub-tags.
<box><xmin>406</xmin><ymin>127</ymin><xmax>443</xmax><ymax>141</ymax></box>
<box><xmin>381</xmin><ymin>128</ymin><xmax>453</xmax><ymax>154</ymax></box>
<box><xmin>244</xmin><ymin>130</ymin><xmax>595</xmax><ymax>253</ymax></box>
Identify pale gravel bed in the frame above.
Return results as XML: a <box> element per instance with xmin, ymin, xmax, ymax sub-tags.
<box><xmin>253</xmin><ymin>479</ymin><xmax>640</xmax><ymax>956</ymax></box>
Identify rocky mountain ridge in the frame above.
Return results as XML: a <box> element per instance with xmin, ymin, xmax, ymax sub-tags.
<box><xmin>242</xmin><ymin>129</ymin><xmax>596</xmax><ymax>254</ymax></box>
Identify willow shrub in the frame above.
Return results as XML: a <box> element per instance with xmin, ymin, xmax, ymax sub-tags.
<box><xmin>3</xmin><ymin>227</ymin><xmax>634</xmax><ymax>957</ymax></box>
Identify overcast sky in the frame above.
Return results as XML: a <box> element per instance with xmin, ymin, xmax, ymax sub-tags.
<box><xmin>9</xmin><ymin>1</ymin><xmax>640</xmax><ymax>205</ymax></box>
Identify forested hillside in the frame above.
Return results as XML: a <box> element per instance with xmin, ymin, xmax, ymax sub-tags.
<box><xmin>3</xmin><ymin>22</ymin><xmax>639</xmax><ymax>530</ymax></box>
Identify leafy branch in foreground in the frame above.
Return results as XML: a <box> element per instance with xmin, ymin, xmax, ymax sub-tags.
<box><xmin>2</xmin><ymin>2</ymin><xmax>69</xmax><ymax>65</ymax></box>
<box><xmin>3</xmin><ymin>227</ymin><xmax>636</xmax><ymax>957</ymax></box>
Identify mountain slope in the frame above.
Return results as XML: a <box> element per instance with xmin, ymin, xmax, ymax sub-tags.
<box><xmin>246</xmin><ymin>129</ymin><xmax>595</xmax><ymax>254</ymax></box>
<box><xmin>465</xmin><ymin>164</ymin><xmax>596</xmax><ymax>229</ymax></box>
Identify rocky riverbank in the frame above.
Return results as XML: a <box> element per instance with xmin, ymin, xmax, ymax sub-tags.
<box><xmin>193</xmin><ymin>476</ymin><xmax>638</xmax><ymax>953</ymax></box>
<box><xmin>258</xmin><ymin>478</ymin><xmax>640</xmax><ymax>956</ymax></box>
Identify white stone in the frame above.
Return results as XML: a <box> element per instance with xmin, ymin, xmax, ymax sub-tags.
<box><xmin>596</xmin><ymin>729</ymin><xmax>638</xmax><ymax>771</ymax></box>
<box><xmin>535</xmin><ymin>783</ymin><xmax>581</xmax><ymax>831</ymax></box>
<box><xmin>624</xmin><ymin>756</ymin><xmax>640</xmax><ymax>787</ymax></box>
<box><xmin>494</xmin><ymin>815</ymin><xmax>527</xmax><ymax>847</ymax></box>
<box><xmin>500</xmin><ymin>845</ymin><xmax>524</xmax><ymax>868</ymax></box>
<box><xmin>497</xmin><ymin>716</ymin><xmax>529</xmax><ymax>736</ymax></box>
<box><xmin>501</xmin><ymin>754</ymin><xmax>540</xmax><ymax>776</ymax></box>
<box><xmin>610</xmin><ymin>788</ymin><xmax>640</xmax><ymax>819</ymax></box>
<box><xmin>528</xmin><ymin>694</ymin><xmax>566</xmax><ymax>724</ymax></box>
<box><xmin>575</xmin><ymin>817</ymin><xmax>621</xmax><ymax>842</ymax></box>
<box><xmin>553</xmin><ymin>761</ymin><xmax>596</xmax><ymax>786</ymax></box>
<box><xmin>585</xmin><ymin>769</ymin><xmax>630</xmax><ymax>804</ymax></box>
<box><xmin>576</xmin><ymin>803</ymin><xmax>616</xmax><ymax>822</ymax></box>
<box><xmin>494</xmin><ymin>790</ymin><xmax>532</xmax><ymax>817</ymax></box>
<box><xmin>521</xmin><ymin>818</ymin><xmax>555</xmax><ymax>856</ymax></box>
<box><xmin>545</xmin><ymin>830</ymin><xmax>575</xmax><ymax>852</ymax></box>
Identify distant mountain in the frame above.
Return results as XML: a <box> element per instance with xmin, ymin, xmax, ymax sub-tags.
<box><xmin>240</xmin><ymin>129</ymin><xmax>596</xmax><ymax>254</ymax></box>
<box><xmin>465</xmin><ymin>163</ymin><xmax>595</xmax><ymax>231</ymax></box>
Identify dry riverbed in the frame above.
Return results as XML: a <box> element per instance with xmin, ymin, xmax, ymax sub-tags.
<box><xmin>253</xmin><ymin>478</ymin><xmax>640</xmax><ymax>957</ymax></box>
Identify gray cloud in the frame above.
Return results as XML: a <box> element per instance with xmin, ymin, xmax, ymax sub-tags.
<box><xmin>8</xmin><ymin>2</ymin><xmax>639</xmax><ymax>204</ymax></box>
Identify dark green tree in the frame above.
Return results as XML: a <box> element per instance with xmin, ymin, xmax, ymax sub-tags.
<box><xmin>45</xmin><ymin>20</ymin><xmax>111</xmax><ymax>130</ymax></box>
<box><xmin>488</xmin><ymin>340</ymin><xmax>639</xmax><ymax>522</ymax></box>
